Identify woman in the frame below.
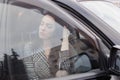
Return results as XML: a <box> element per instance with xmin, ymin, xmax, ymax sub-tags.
<box><xmin>24</xmin><ymin>12</ymin><xmax>70</xmax><ymax>79</ymax></box>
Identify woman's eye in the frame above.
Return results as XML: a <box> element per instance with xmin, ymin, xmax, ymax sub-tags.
<box><xmin>47</xmin><ymin>25</ymin><xmax>53</xmax><ymax>28</ymax></box>
<box><xmin>47</xmin><ymin>24</ymin><xmax>53</xmax><ymax>29</ymax></box>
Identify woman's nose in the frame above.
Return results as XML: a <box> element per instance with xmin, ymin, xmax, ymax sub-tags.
<box><xmin>40</xmin><ymin>25</ymin><xmax>46</xmax><ymax>31</ymax></box>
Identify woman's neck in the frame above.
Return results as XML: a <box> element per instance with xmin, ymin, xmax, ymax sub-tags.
<box><xmin>43</xmin><ymin>40</ymin><xmax>51</xmax><ymax>59</ymax></box>
<box><xmin>43</xmin><ymin>40</ymin><xmax>51</xmax><ymax>49</ymax></box>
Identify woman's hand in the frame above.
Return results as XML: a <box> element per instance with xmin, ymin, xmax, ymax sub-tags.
<box><xmin>56</xmin><ymin>70</ymin><xmax>69</xmax><ymax>77</ymax></box>
<box><xmin>63</xmin><ymin>26</ymin><xmax>70</xmax><ymax>39</ymax></box>
<box><xmin>61</xmin><ymin>26</ymin><xmax>70</xmax><ymax>51</ymax></box>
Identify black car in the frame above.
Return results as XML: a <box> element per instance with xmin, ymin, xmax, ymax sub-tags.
<box><xmin>0</xmin><ymin>0</ymin><xmax>119</xmax><ymax>80</ymax></box>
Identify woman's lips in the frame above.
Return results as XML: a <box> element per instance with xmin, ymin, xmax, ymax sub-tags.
<box><xmin>40</xmin><ymin>32</ymin><xmax>45</xmax><ymax>36</ymax></box>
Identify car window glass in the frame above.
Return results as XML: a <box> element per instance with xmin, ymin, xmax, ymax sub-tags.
<box><xmin>0</xmin><ymin>3</ymin><xmax>6</xmax><ymax>60</ymax></box>
<box><xmin>3</xmin><ymin>2</ymin><xmax>100</xmax><ymax>80</ymax></box>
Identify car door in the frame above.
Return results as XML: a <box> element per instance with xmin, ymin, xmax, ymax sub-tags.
<box><xmin>0</xmin><ymin>0</ymin><xmax>109</xmax><ymax>80</ymax></box>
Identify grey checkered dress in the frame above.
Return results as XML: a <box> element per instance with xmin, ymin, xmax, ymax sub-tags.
<box><xmin>23</xmin><ymin>46</ymin><xmax>71</xmax><ymax>79</ymax></box>
<box><xmin>23</xmin><ymin>48</ymin><xmax>53</xmax><ymax>79</ymax></box>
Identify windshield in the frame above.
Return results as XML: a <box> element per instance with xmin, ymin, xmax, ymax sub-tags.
<box><xmin>79</xmin><ymin>1</ymin><xmax>120</xmax><ymax>34</ymax></box>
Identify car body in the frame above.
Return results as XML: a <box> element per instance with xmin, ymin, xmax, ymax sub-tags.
<box><xmin>0</xmin><ymin>0</ymin><xmax>119</xmax><ymax>80</ymax></box>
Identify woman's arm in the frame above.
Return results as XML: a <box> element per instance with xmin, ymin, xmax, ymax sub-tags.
<box><xmin>61</xmin><ymin>26</ymin><xmax>70</xmax><ymax>51</ymax></box>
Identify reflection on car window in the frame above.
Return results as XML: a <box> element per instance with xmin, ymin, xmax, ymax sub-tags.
<box><xmin>3</xmin><ymin>2</ymin><xmax>100</xmax><ymax>80</ymax></box>
<box><xmin>80</xmin><ymin>1</ymin><xmax>120</xmax><ymax>34</ymax></box>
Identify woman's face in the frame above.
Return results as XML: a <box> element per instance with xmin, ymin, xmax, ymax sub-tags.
<box><xmin>39</xmin><ymin>15</ymin><xmax>56</xmax><ymax>40</ymax></box>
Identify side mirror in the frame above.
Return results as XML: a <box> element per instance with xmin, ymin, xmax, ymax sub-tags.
<box><xmin>109</xmin><ymin>45</ymin><xmax>120</xmax><ymax>76</ymax></box>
